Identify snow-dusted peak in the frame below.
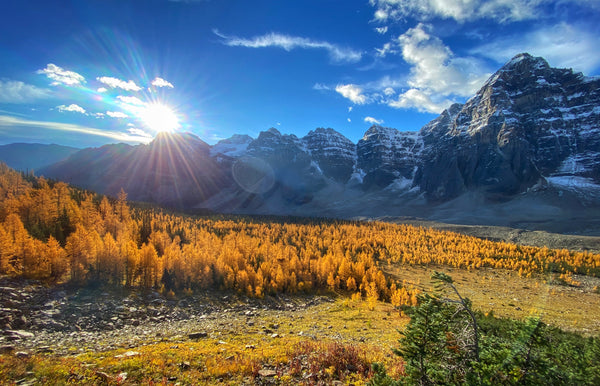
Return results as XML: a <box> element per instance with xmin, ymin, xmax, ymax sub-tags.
<box><xmin>266</xmin><ymin>127</ymin><xmax>281</xmax><ymax>136</ymax></box>
<box><xmin>303</xmin><ymin>127</ymin><xmax>354</xmax><ymax>147</ymax></box>
<box><xmin>210</xmin><ymin>134</ymin><xmax>253</xmax><ymax>157</ymax></box>
<box><xmin>361</xmin><ymin>125</ymin><xmax>400</xmax><ymax>141</ymax></box>
<box><xmin>302</xmin><ymin>127</ymin><xmax>356</xmax><ymax>183</ymax></box>
<box><xmin>307</xmin><ymin>127</ymin><xmax>345</xmax><ymax>137</ymax></box>
<box><xmin>503</xmin><ymin>53</ymin><xmax>549</xmax><ymax>71</ymax></box>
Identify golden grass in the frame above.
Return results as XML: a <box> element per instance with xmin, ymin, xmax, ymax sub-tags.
<box><xmin>383</xmin><ymin>263</ymin><xmax>600</xmax><ymax>336</ymax></box>
<box><xmin>0</xmin><ymin>297</ymin><xmax>407</xmax><ymax>385</ymax></box>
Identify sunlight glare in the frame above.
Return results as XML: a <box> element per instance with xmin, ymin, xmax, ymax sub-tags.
<box><xmin>140</xmin><ymin>103</ymin><xmax>179</xmax><ymax>133</ymax></box>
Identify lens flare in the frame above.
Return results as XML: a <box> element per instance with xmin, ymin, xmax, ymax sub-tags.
<box><xmin>139</xmin><ymin>103</ymin><xmax>179</xmax><ymax>133</ymax></box>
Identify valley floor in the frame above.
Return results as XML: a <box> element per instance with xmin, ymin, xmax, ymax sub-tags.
<box><xmin>1</xmin><ymin>260</ymin><xmax>599</xmax><ymax>384</ymax></box>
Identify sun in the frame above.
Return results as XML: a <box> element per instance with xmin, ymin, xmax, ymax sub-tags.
<box><xmin>139</xmin><ymin>103</ymin><xmax>179</xmax><ymax>133</ymax></box>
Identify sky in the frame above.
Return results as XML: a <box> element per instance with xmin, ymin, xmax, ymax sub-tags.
<box><xmin>0</xmin><ymin>0</ymin><xmax>599</xmax><ymax>148</ymax></box>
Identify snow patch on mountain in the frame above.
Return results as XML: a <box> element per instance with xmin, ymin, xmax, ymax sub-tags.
<box><xmin>210</xmin><ymin>134</ymin><xmax>253</xmax><ymax>157</ymax></box>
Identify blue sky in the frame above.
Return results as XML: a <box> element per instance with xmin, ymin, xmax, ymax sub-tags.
<box><xmin>0</xmin><ymin>0</ymin><xmax>599</xmax><ymax>148</ymax></box>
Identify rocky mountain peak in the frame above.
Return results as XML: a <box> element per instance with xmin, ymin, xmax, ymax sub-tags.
<box><xmin>221</xmin><ymin>134</ymin><xmax>253</xmax><ymax>144</ymax></box>
<box><xmin>303</xmin><ymin>128</ymin><xmax>355</xmax><ymax>183</ymax></box>
<box><xmin>361</xmin><ymin>125</ymin><xmax>398</xmax><ymax>140</ymax></box>
<box><xmin>503</xmin><ymin>52</ymin><xmax>549</xmax><ymax>71</ymax></box>
<box><xmin>266</xmin><ymin>127</ymin><xmax>282</xmax><ymax>136</ymax></box>
<box><xmin>210</xmin><ymin>134</ymin><xmax>253</xmax><ymax>158</ymax></box>
<box><xmin>417</xmin><ymin>52</ymin><xmax>600</xmax><ymax>201</ymax></box>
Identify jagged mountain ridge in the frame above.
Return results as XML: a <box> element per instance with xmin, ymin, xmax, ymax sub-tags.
<box><xmin>32</xmin><ymin>53</ymin><xmax>600</xmax><ymax>232</ymax></box>
<box><xmin>416</xmin><ymin>53</ymin><xmax>600</xmax><ymax>201</ymax></box>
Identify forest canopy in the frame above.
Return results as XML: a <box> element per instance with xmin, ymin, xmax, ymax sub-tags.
<box><xmin>0</xmin><ymin>163</ymin><xmax>598</xmax><ymax>305</ymax></box>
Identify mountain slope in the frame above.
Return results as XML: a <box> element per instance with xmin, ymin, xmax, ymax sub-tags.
<box><xmin>0</xmin><ymin>143</ymin><xmax>79</xmax><ymax>171</ymax></box>
<box><xmin>40</xmin><ymin>132</ymin><xmax>231</xmax><ymax>208</ymax></box>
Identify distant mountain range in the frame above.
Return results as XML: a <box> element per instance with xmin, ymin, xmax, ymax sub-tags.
<box><xmin>0</xmin><ymin>143</ymin><xmax>79</xmax><ymax>172</ymax></box>
<box><xmin>2</xmin><ymin>53</ymin><xmax>599</xmax><ymax>234</ymax></box>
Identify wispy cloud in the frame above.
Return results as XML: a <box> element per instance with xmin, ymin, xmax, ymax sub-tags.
<box><xmin>151</xmin><ymin>77</ymin><xmax>174</xmax><ymax>88</ymax></box>
<box><xmin>117</xmin><ymin>95</ymin><xmax>145</xmax><ymax>106</ymax></box>
<box><xmin>0</xmin><ymin>80</ymin><xmax>51</xmax><ymax>103</ymax></box>
<box><xmin>375</xmin><ymin>26</ymin><xmax>388</xmax><ymax>35</ymax></box>
<box><xmin>0</xmin><ymin>115</ymin><xmax>150</xmax><ymax>143</ymax></box>
<box><xmin>369</xmin><ymin>0</ymin><xmax>540</xmax><ymax>24</ymax></box>
<box><xmin>313</xmin><ymin>83</ymin><xmax>331</xmax><ymax>91</ymax></box>
<box><xmin>37</xmin><ymin>64</ymin><xmax>85</xmax><ymax>86</ymax></box>
<box><xmin>335</xmin><ymin>84</ymin><xmax>368</xmax><ymax>104</ymax></box>
<box><xmin>127</xmin><ymin>127</ymin><xmax>153</xmax><ymax>138</ymax></box>
<box><xmin>364</xmin><ymin>116</ymin><xmax>384</xmax><ymax>125</ymax></box>
<box><xmin>106</xmin><ymin>111</ymin><xmax>129</xmax><ymax>118</ymax></box>
<box><xmin>97</xmin><ymin>76</ymin><xmax>142</xmax><ymax>91</ymax></box>
<box><xmin>471</xmin><ymin>22</ymin><xmax>600</xmax><ymax>75</ymax></box>
<box><xmin>214</xmin><ymin>30</ymin><xmax>362</xmax><ymax>63</ymax></box>
<box><xmin>57</xmin><ymin>104</ymin><xmax>86</xmax><ymax>114</ymax></box>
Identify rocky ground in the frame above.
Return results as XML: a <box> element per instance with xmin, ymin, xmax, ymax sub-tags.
<box><xmin>0</xmin><ymin>276</ymin><xmax>336</xmax><ymax>357</ymax></box>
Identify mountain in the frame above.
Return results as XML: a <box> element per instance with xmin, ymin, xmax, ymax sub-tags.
<box><xmin>35</xmin><ymin>53</ymin><xmax>600</xmax><ymax>233</ymax></box>
<box><xmin>0</xmin><ymin>143</ymin><xmax>79</xmax><ymax>171</ymax></box>
<box><xmin>416</xmin><ymin>53</ymin><xmax>600</xmax><ymax>201</ymax></box>
<box><xmin>357</xmin><ymin>126</ymin><xmax>423</xmax><ymax>189</ymax></box>
<box><xmin>40</xmin><ymin>132</ymin><xmax>231</xmax><ymax>208</ymax></box>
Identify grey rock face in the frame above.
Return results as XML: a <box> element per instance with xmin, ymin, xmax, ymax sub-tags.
<box><xmin>246</xmin><ymin>128</ymin><xmax>325</xmax><ymax>204</ymax></box>
<box><xmin>357</xmin><ymin>125</ymin><xmax>423</xmax><ymax>189</ymax></box>
<box><xmin>416</xmin><ymin>53</ymin><xmax>600</xmax><ymax>200</ymax></box>
<box><xmin>302</xmin><ymin>128</ymin><xmax>356</xmax><ymax>183</ymax></box>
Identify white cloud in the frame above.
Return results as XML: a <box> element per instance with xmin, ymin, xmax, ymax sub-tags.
<box><xmin>364</xmin><ymin>116</ymin><xmax>384</xmax><ymax>125</ymax></box>
<box><xmin>57</xmin><ymin>104</ymin><xmax>86</xmax><ymax>114</ymax></box>
<box><xmin>335</xmin><ymin>84</ymin><xmax>368</xmax><ymax>104</ymax></box>
<box><xmin>37</xmin><ymin>64</ymin><xmax>85</xmax><ymax>86</ymax></box>
<box><xmin>388</xmin><ymin>89</ymin><xmax>451</xmax><ymax>114</ymax></box>
<box><xmin>347</xmin><ymin>118</ymin><xmax>351</xmax><ymax>122</ymax></box>
<box><xmin>369</xmin><ymin>0</ymin><xmax>541</xmax><ymax>24</ymax></box>
<box><xmin>151</xmin><ymin>77</ymin><xmax>174</xmax><ymax>88</ymax></box>
<box><xmin>0</xmin><ymin>80</ymin><xmax>51</xmax><ymax>103</ymax></box>
<box><xmin>106</xmin><ymin>111</ymin><xmax>129</xmax><ymax>118</ymax></box>
<box><xmin>0</xmin><ymin>114</ymin><xmax>151</xmax><ymax>143</ymax></box>
<box><xmin>398</xmin><ymin>24</ymin><xmax>490</xmax><ymax>98</ymax></box>
<box><xmin>215</xmin><ymin>30</ymin><xmax>362</xmax><ymax>63</ymax></box>
<box><xmin>117</xmin><ymin>95</ymin><xmax>145</xmax><ymax>106</ymax></box>
<box><xmin>97</xmin><ymin>87</ymin><xmax>108</xmax><ymax>93</ymax></box>
<box><xmin>334</xmin><ymin>24</ymin><xmax>490</xmax><ymax>114</ymax></box>
<box><xmin>471</xmin><ymin>22</ymin><xmax>600</xmax><ymax>75</ymax></box>
<box><xmin>348</xmin><ymin>106</ymin><xmax>353</xmax><ymax>112</ymax></box>
<box><xmin>374</xmin><ymin>8</ymin><xmax>389</xmax><ymax>21</ymax></box>
<box><xmin>375</xmin><ymin>26</ymin><xmax>388</xmax><ymax>34</ymax></box>
<box><xmin>97</xmin><ymin>76</ymin><xmax>142</xmax><ymax>91</ymax></box>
